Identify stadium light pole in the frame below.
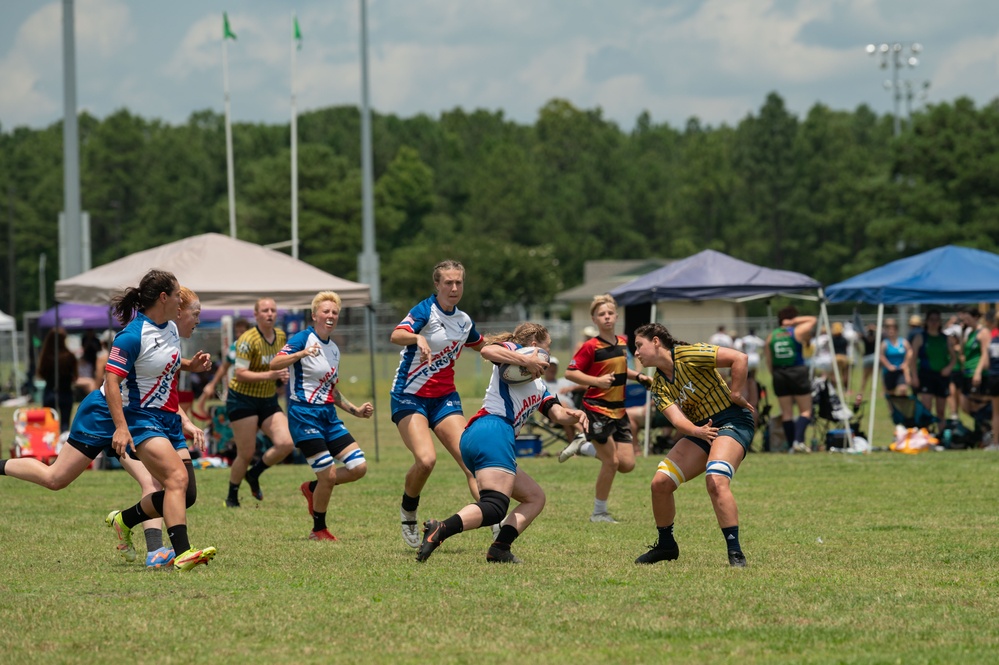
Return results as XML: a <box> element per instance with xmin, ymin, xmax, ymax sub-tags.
<box><xmin>61</xmin><ymin>0</ymin><xmax>83</xmax><ymax>278</ymax></box>
<box><xmin>866</xmin><ymin>42</ymin><xmax>923</xmax><ymax>137</ymax></box>
<box><xmin>357</xmin><ymin>0</ymin><xmax>379</xmax><ymax>304</ymax></box>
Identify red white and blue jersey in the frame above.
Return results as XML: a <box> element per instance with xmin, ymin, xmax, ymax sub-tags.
<box><xmin>467</xmin><ymin>343</ymin><xmax>557</xmax><ymax>435</ymax></box>
<box><xmin>277</xmin><ymin>327</ymin><xmax>341</xmax><ymax>405</ymax></box>
<box><xmin>103</xmin><ymin>312</ymin><xmax>181</xmax><ymax>413</ymax></box>
<box><xmin>391</xmin><ymin>295</ymin><xmax>483</xmax><ymax>398</ymax></box>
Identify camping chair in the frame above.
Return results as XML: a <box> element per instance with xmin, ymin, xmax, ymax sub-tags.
<box><xmin>885</xmin><ymin>394</ymin><xmax>938</xmax><ymax>430</ymax></box>
<box><xmin>811</xmin><ymin>378</ymin><xmax>855</xmax><ymax>451</ymax></box>
<box><xmin>519</xmin><ymin>410</ymin><xmax>571</xmax><ymax>453</ymax></box>
<box><xmin>11</xmin><ymin>407</ymin><xmax>61</xmax><ymax>464</ymax></box>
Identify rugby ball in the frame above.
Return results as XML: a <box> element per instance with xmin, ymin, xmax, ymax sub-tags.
<box><xmin>499</xmin><ymin>346</ymin><xmax>550</xmax><ymax>385</ymax></box>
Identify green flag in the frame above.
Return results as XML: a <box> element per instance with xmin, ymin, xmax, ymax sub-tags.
<box><xmin>293</xmin><ymin>15</ymin><xmax>302</xmax><ymax>49</ymax></box>
<box><xmin>223</xmin><ymin>12</ymin><xmax>237</xmax><ymax>41</ymax></box>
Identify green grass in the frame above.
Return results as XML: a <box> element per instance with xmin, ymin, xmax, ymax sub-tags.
<box><xmin>1</xmin><ymin>356</ymin><xmax>995</xmax><ymax>664</ymax></box>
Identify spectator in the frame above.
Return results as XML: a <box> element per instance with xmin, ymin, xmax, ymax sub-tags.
<box><xmin>764</xmin><ymin>305</ymin><xmax>816</xmax><ymax>453</ymax></box>
<box><xmin>37</xmin><ymin>328</ymin><xmax>77</xmax><ymax>432</ymax></box>
<box><xmin>709</xmin><ymin>325</ymin><xmax>734</xmax><ymax>349</ymax></box>
<box><xmin>880</xmin><ymin>318</ymin><xmax>912</xmax><ymax>396</ymax></box>
<box><xmin>910</xmin><ymin>309</ymin><xmax>957</xmax><ymax>426</ymax></box>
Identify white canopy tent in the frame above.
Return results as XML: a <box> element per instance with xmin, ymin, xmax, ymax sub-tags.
<box><xmin>54</xmin><ymin>233</ymin><xmax>381</xmax><ymax>456</ymax></box>
<box><xmin>55</xmin><ymin>233</ymin><xmax>370</xmax><ymax>308</ymax></box>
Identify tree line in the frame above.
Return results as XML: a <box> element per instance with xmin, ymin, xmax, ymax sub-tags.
<box><xmin>1</xmin><ymin>91</ymin><xmax>997</xmax><ymax>320</ymax></box>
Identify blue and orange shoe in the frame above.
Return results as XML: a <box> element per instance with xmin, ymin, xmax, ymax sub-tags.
<box><xmin>145</xmin><ymin>547</ymin><xmax>175</xmax><ymax>569</ymax></box>
<box><xmin>105</xmin><ymin>510</ymin><xmax>136</xmax><ymax>562</ymax></box>
<box><xmin>174</xmin><ymin>546</ymin><xmax>217</xmax><ymax>571</ymax></box>
<box><xmin>300</xmin><ymin>481</ymin><xmax>314</xmax><ymax>517</ymax></box>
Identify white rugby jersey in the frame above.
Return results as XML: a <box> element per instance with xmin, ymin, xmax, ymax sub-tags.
<box><xmin>391</xmin><ymin>295</ymin><xmax>482</xmax><ymax>398</ymax></box>
<box><xmin>103</xmin><ymin>312</ymin><xmax>181</xmax><ymax>412</ymax></box>
<box><xmin>277</xmin><ymin>327</ymin><xmax>341</xmax><ymax>405</ymax></box>
<box><xmin>467</xmin><ymin>343</ymin><xmax>557</xmax><ymax>435</ymax></box>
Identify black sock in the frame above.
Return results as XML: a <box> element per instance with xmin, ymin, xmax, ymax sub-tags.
<box><xmin>722</xmin><ymin>525</ymin><xmax>742</xmax><ymax>553</ymax></box>
<box><xmin>121</xmin><ymin>503</ymin><xmax>151</xmax><ymax>530</ymax></box>
<box><xmin>144</xmin><ymin>528</ymin><xmax>163</xmax><ymax>552</ymax></box>
<box><xmin>401</xmin><ymin>492</ymin><xmax>420</xmax><ymax>513</ymax></box>
<box><xmin>441</xmin><ymin>514</ymin><xmax>464</xmax><ymax>540</ymax></box>
<box><xmin>0</xmin><ymin>459</ymin><xmax>6</xmax><ymax>475</ymax></box>
<box><xmin>167</xmin><ymin>524</ymin><xmax>190</xmax><ymax>554</ymax></box>
<box><xmin>313</xmin><ymin>510</ymin><xmax>327</xmax><ymax>532</ymax></box>
<box><xmin>227</xmin><ymin>482</ymin><xmax>240</xmax><ymax>502</ymax></box>
<box><xmin>247</xmin><ymin>459</ymin><xmax>269</xmax><ymax>480</ymax></box>
<box><xmin>657</xmin><ymin>524</ymin><xmax>676</xmax><ymax>547</ymax></box>
<box><xmin>794</xmin><ymin>416</ymin><xmax>810</xmax><ymax>444</ymax></box>
<box><xmin>493</xmin><ymin>524</ymin><xmax>520</xmax><ymax>550</ymax></box>
<box><xmin>308</xmin><ymin>480</ymin><xmax>318</xmax><ymax>493</ymax></box>
<box><xmin>782</xmin><ymin>420</ymin><xmax>796</xmax><ymax>445</ymax></box>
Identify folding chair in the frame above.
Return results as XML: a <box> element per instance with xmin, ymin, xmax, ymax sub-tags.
<box><xmin>885</xmin><ymin>394</ymin><xmax>938</xmax><ymax>430</ymax></box>
<box><xmin>812</xmin><ymin>378</ymin><xmax>855</xmax><ymax>450</ymax></box>
<box><xmin>518</xmin><ymin>411</ymin><xmax>571</xmax><ymax>453</ymax></box>
<box><xmin>11</xmin><ymin>407</ymin><xmax>61</xmax><ymax>464</ymax></box>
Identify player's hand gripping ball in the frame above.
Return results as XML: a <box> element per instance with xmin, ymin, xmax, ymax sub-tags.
<box><xmin>499</xmin><ymin>347</ymin><xmax>550</xmax><ymax>385</ymax></box>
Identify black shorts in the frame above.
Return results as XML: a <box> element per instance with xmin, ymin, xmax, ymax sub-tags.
<box><xmin>958</xmin><ymin>373</ymin><xmax>993</xmax><ymax>398</ymax></box>
<box><xmin>917</xmin><ymin>369</ymin><xmax>949</xmax><ymax>398</ymax></box>
<box><xmin>772</xmin><ymin>365</ymin><xmax>810</xmax><ymax>397</ymax></box>
<box><xmin>987</xmin><ymin>374</ymin><xmax>999</xmax><ymax>398</ymax></box>
<box><xmin>226</xmin><ymin>390</ymin><xmax>283</xmax><ymax>423</ymax></box>
<box><xmin>883</xmin><ymin>369</ymin><xmax>906</xmax><ymax>392</ymax></box>
<box><xmin>584</xmin><ymin>409</ymin><xmax>633</xmax><ymax>445</ymax></box>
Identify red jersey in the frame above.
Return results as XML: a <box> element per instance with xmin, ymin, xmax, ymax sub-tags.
<box><xmin>568</xmin><ymin>334</ymin><xmax>629</xmax><ymax>418</ymax></box>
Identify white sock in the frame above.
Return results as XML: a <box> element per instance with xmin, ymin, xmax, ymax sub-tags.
<box><xmin>593</xmin><ymin>499</ymin><xmax>608</xmax><ymax>515</ymax></box>
<box><xmin>580</xmin><ymin>442</ymin><xmax>597</xmax><ymax>457</ymax></box>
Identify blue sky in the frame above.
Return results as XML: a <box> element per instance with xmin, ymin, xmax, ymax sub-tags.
<box><xmin>1</xmin><ymin>0</ymin><xmax>997</xmax><ymax>132</ymax></box>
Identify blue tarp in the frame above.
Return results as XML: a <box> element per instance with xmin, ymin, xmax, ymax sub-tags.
<box><xmin>824</xmin><ymin>245</ymin><xmax>999</xmax><ymax>304</ymax></box>
<box><xmin>609</xmin><ymin>249</ymin><xmax>821</xmax><ymax>305</ymax></box>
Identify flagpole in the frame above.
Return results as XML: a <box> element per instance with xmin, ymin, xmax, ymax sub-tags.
<box><xmin>223</xmin><ymin>25</ymin><xmax>237</xmax><ymax>238</ymax></box>
<box><xmin>290</xmin><ymin>11</ymin><xmax>299</xmax><ymax>260</ymax></box>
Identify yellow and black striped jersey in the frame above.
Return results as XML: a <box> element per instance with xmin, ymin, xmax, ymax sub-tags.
<box><xmin>649</xmin><ymin>343</ymin><xmax>733</xmax><ymax>423</ymax></box>
<box><xmin>228</xmin><ymin>326</ymin><xmax>287</xmax><ymax>398</ymax></box>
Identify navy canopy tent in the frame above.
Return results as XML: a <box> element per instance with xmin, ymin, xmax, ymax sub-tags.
<box><xmin>610</xmin><ymin>249</ymin><xmax>822</xmax><ymax>305</ymax></box>
<box><xmin>823</xmin><ymin>245</ymin><xmax>999</xmax><ymax>446</ymax></box>
<box><xmin>824</xmin><ymin>245</ymin><xmax>999</xmax><ymax>304</ymax></box>
<box><xmin>610</xmin><ymin>250</ymin><xmax>824</xmax><ymax>455</ymax></box>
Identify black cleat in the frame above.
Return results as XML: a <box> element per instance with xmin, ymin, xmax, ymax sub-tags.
<box><xmin>247</xmin><ymin>475</ymin><xmax>263</xmax><ymax>501</ymax></box>
<box><xmin>486</xmin><ymin>545</ymin><xmax>522</xmax><ymax>564</ymax></box>
<box><xmin>416</xmin><ymin>519</ymin><xmax>444</xmax><ymax>562</ymax></box>
<box><xmin>223</xmin><ymin>497</ymin><xmax>240</xmax><ymax>509</ymax></box>
<box><xmin>635</xmin><ymin>539</ymin><xmax>680</xmax><ymax>564</ymax></box>
<box><xmin>728</xmin><ymin>550</ymin><xmax>747</xmax><ymax>568</ymax></box>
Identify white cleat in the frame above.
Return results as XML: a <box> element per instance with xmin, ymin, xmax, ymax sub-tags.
<box><xmin>558</xmin><ymin>433</ymin><xmax>587</xmax><ymax>463</ymax></box>
<box><xmin>401</xmin><ymin>507</ymin><xmax>420</xmax><ymax>549</ymax></box>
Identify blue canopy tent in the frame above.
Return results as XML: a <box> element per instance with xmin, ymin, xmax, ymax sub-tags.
<box><xmin>824</xmin><ymin>245</ymin><xmax>999</xmax><ymax>444</ymax></box>
<box><xmin>610</xmin><ymin>249</ymin><xmax>825</xmax><ymax>455</ymax></box>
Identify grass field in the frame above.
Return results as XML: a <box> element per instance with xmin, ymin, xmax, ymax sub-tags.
<box><xmin>2</xmin><ymin>356</ymin><xmax>997</xmax><ymax>664</ymax></box>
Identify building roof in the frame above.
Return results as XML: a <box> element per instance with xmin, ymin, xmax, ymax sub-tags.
<box><xmin>556</xmin><ymin>259</ymin><xmax>669</xmax><ymax>303</ymax></box>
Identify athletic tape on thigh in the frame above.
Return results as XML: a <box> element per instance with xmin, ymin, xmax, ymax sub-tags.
<box><xmin>307</xmin><ymin>451</ymin><xmax>334</xmax><ymax>472</ymax></box>
<box><xmin>337</xmin><ymin>448</ymin><xmax>366</xmax><ymax>470</ymax></box>
<box><xmin>705</xmin><ymin>460</ymin><xmax>734</xmax><ymax>480</ymax></box>
<box><xmin>656</xmin><ymin>458</ymin><xmax>686</xmax><ymax>486</ymax></box>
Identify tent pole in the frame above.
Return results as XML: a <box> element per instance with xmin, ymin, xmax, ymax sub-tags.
<box><xmin>817</xmin><ymin>292</ymin><xmax>852</xmax><ymax>449</ymax></box>
<box><xmin>866</xmin><ymin>304</ymin><xmax>885</xmax><ymax>445</ymax></box>
<box><xmin>643</xmin><ymin>301</ymin><xmax>657</xmax><ymax>458</ymax></box>
<box><xmin>366</xmin><ymin>304</ymin><xmax>379</xmax><ymax>462</ymax></box>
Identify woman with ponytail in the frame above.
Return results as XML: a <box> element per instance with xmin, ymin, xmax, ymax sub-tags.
<box><xmin>631</xmin><ymin>322</ymin><xmax>755</xmax><ymax>568</ymax></box>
